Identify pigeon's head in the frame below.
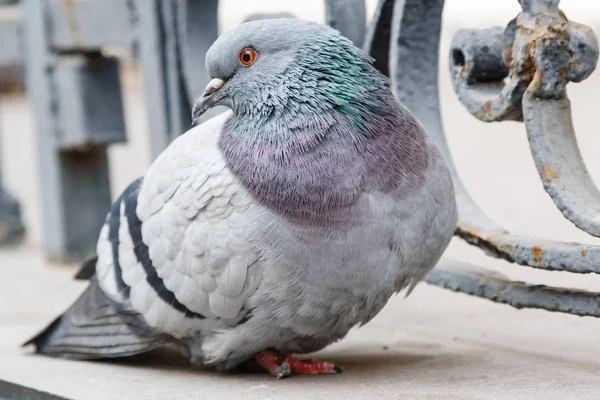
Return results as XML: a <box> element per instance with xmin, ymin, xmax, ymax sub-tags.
<box><xmin>194</xmin><ymin>19</ymin><xmax>429</xmax><ymax>223</ymax></box>
<box><xmin>192</xmin><ymin>19</ymin><xmax>391</xmax><ymax>131</ymax></box>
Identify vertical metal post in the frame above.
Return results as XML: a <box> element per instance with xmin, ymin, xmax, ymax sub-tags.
<box><xmin>137</xmin><ymin>0</ymin><xmax>221</xmax><ymax>160</ymax></box>
<box><xmin>178</xmin><ymin>0</ymin><xmax>220</xmax><ymax>124</ymax></box>
<box><xmin>21</xmin><ymin>0</ymin><xmax>65</xmax><ymax>260</ymax></box>
<box><xmin>136</xmin><ymin>0</ymin><xmax>171</xmax><ymax>159</ymax></box>
<box><xmin>0</xmin><ymin>7</ymin><xmax>24</xmax><ymax>244</ymax></box>
<box><xmin>21</xmin><ymin>0</ymin><xmax>120</xmax><ymax>262</ymax></box>
<box><xmin>160</xmin><ymin>0</ymin><xmax>192</xmax><ymax>139</ymax></box>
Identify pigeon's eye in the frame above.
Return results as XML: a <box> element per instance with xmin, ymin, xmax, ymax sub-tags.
<box><xmin>239</xmin><ymin>48</ymin><xmax>257</xmax><ymax>66</ymax></box>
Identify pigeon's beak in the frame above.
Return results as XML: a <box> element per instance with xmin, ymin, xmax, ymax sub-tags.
<box><xmin>191</xmin><ymin>78</ymin><xmax>226</xmax><ymax>125</ymax></box>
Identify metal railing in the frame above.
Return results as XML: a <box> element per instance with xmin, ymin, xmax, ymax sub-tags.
<box><xmin>0</xmin><ymin>3</ymin><xmax>23</xmax><ymax>244</ymax></box>
<box><xmin>1</xmin><ymin>0</ymin><xmax>599</xmax><ymax>317</ymax></box>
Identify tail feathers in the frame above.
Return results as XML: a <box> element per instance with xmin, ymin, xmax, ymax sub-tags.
<box><xmin>73</xmin><ymin>256</ymin><xmax>97</xmax><ymax>280</ymax></box>
<box><xmin>23</xmin><ymin>278</ymin><xmax>168</xmax><ymax>359</ymax></box>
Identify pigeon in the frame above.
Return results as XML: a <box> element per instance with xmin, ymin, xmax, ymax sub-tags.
<box><xmin>24</xmin><ymin>18</ymin><xmax>457</xmax><ymax>378</ymax></box>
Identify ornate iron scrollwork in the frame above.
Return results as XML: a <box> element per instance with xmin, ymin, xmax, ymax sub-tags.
<box><xmin>366</xmin><ymin>0</ymin><xmax>600</xmax><ymax>316</ymax></box>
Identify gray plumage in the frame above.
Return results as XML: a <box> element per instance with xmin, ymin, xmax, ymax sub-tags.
<box><xmin>25</xmin><ymin>19</ymin><xmax>457</xmax><ymax>373</ymax></box>
<box><xmin>24</xmin><ymin>277</ymin><xmax>169</xmax><ymax>359</ymax></box>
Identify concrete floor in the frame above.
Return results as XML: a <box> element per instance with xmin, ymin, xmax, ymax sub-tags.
<box><xmin>2</xmin><ymin>2</ymin><xmax>600</xmax><ymax>399</ymax></box>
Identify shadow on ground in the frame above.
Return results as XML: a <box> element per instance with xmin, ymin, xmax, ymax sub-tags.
<box><xmin>66</xmin><ymin>341</ymin><xmax>461</xmax><ymax>379</ymax></box>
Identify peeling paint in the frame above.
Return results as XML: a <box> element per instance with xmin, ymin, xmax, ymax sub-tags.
<box><xmin>532</xmin><ymin>246</ymin><xmax>543</xmax><ymax>262</ymax></box>
<box><xmin>541</xmin><ymin>165</ymin><xmax>559</xmax><ymax>182</ymax></box>
<box><xmin>383</xmin><ymin>0</ymin><xmax>600</xmax><ymax>318</ymax></box>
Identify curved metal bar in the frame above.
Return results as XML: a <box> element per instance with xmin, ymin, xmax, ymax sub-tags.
<box><xmin>449</xmin><ymin>0</ymin><xmax>600</xmax><ymax>237</ymax></box>
<box><xmin>521</xmin><ymin>9</ymin><xmax>600</xmax><ymax>237</ymax></box>
<box><xmin>457</xmin><ymin>230</ymin><xmax>600</xmax><ymax>274</ymax></box>
<box><xmin>362</xmin><ymin>0</ymin><xmax>394</xmax><ymax>77</ymax></box>
<box><xmin>160</xmin><ymin>0</ymin><xmax>192</xmax><ymax>137</ymax></box>
<box><xmin>524</xmin><ymin>94</ymin><xmax>600</xmax><ymax>238</ymax></box>
<box><xmin>449</xmin><ymin>26</ymin><xmax>526</xmax><ymax>122</ymax></box>
<box><xmin>325</xmin><ymin>0</ymin><xmax>366</xmax><ymax>48</ymax></box>
<box><xmin>426</xmin><ymin>258</ymin><xmax>600</xmax><ymax>317</ymax></box>
<box><xmin>364</xmin><ymin>0</ymin><xmax>600</xmax><ymax>274</ymax></box>
<box><xmin>450</xmin><ymin>4</ymin><xmax>598</xmax><ymax>124</ymax></box>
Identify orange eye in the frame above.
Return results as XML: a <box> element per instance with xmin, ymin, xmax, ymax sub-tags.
<box><xmin>239</xmin><ymin>48</ymin><xmax>257</xmax><ymax>66</ymax></box>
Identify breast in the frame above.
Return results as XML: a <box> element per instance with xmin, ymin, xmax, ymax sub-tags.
<box><xmin>244</xmin><ymin>139</ymin><xmax>456</xmax><ymax>338</ymax></box>
<box><xmin>242</xmin><ymin>197</ymin><xmax>396</xmax><ymax>337</ymax></box>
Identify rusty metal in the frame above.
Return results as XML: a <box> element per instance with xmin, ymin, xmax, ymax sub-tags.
<box><xmin>450</xmin><ymin>0</ymin><xmax>600</xmax><ymax>238</ymax></box>
<box><xmin>396</xmin><ymin>0</ymin><xmax>600</xmax><ymax>273</ymax></box>
<box><xmin>367</xmin><ymin>0</ymin><xmax>600</xmax><ymax>316</ymax></box>
<box><xmin>367</xmin><ymin>0</ymin><xmax>598</xmax><ymax>273</ymax></box>
<box><xmin>426</xmin><ymin>258</ymin><xmax>600</xmax><ymax>317</ymax></box>
<box><xmin>449</xmin><ymin>26</ymin><xmax>525</xmax><ymax>122</ymax></box>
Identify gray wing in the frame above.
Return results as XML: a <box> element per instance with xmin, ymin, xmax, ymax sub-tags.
<box><xmin>23</xmin><ymin>276</ymin><xmax>169</xmax><ymax>359</ymax></box>
<box><xmin>23</xmin><ymin>177</ymin><xmax>178</xmax><ymax>359</ymax></box>
<box><xmin>95</xmin><ymin>111</ymin><xmax>261</xmax><ymax>337</ymax></box>
<box><xmin>26</xmin><ymin>111</ymin><xmax>262</xmax><ymax>357</ymax></box>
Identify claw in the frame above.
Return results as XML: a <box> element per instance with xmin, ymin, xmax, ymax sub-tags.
<box><xmin>275</xmin><ymin>362</ymin><xmax>291</xmax><ymax>379</ymax></box>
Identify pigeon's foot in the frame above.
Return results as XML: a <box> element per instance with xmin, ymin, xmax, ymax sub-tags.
<box><xmin>255</xmin><ymin>350</ymin><xmax>342</xmax><ymax>379</ymax></box>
